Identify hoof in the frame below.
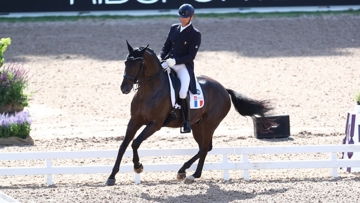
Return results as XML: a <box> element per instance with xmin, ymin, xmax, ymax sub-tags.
<box><xmin>184</xmin><ymin>175</ymin><xmax>195</xmax><ymax>184</ymax></box>
<box><xmin>134</xmin><ymin>164</ymin><xmax>144</xmax><ymax>174</ymax></box>
<box><xmin>105</xmin><ymin>178</ymin><xmax>116</xmax><ymax>186</ymax></box>
<box><xmin>177</xmin><ymin>173</ymin><xmax>186</xmax><ymax>180</ymax></box>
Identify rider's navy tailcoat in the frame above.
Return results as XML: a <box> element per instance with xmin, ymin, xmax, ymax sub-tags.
<box><xmin>160</xmin><ymin>23</ymin><xmax>201</xmax><ymax>94</ymax></box>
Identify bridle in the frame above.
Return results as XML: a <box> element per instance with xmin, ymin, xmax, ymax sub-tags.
<box><xmin>123</xmin><ymin>51</ymin><xmax>163</xmax><ymax>89</ymax></box>
<box><xmin>123</xmin><ymin>57</ymin><xmax>144</xmax><ymax>84</ymax></box>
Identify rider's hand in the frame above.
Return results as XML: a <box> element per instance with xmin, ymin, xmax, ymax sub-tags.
<box><xmin>166</xmin><ymin>58</ymin><xmax>176</xmax><ymax>67</ymax></box>
<box><xmin>157</xmin><ymin>55</ymin><xmax>162</xmax><ymax>62</ymax></box>
<box><xmin>161</xmin><ymin>62</ymin><xmax>168</xmax><ymax>69</ymax></box>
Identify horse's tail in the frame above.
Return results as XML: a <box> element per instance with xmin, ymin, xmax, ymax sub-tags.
<box><xmin>226</xmin><ymin>88</ymin><xmax>275</xmax><ymax>132</ymax></box>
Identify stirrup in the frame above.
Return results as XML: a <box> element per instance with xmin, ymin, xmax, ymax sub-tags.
<box><xmin>180</xmin><ymin>122</ymin><xmax>191</xmax><ymax>133</ymax></box>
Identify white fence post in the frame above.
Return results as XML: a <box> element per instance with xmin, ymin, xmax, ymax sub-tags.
<box><xmin>329</xmin><ymin>152</ymin><xmax>338</xmax><ymax>178</ymax></box>
<box><xmin>45</xmin><ymin>158</ymin><xmax>53</xmax><ymax>186</ymax></box>
<box><xmin>221</xmin><ymin>154</ymin><xmax>229</xmax><ymax>181</ymax></box>
<box><xmin>134</xmin><ymin>174</ymin><xmax>141</xmax><ymax>184</ymax></box>
<box><xmin>241</xmin><ymin>154</ymin><xmax>249</xmax><ymax>181</ymax></box>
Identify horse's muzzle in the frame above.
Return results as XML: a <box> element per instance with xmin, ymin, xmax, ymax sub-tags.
<box><xmin>120</xmin><ymin>83</ymin><xmax>132</xmax><ymax>94</ymax></box>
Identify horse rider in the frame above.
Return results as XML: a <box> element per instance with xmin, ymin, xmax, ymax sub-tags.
<box><xmin>158</xmin><ymin>3</ymin><xmax>202</xmax><ymax>133</ymax></box>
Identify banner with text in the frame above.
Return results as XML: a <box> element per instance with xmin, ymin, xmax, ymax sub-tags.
<box><xmin>0</xmin><ymin>0</ymin><xmax>359</xmax><ymax>13</ymax></box>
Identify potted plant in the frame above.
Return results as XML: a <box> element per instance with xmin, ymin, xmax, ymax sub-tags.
<box><xmin>0</xmin><ymin>37</ymin><xmax>34</xmax><ymax>145</ymax></box>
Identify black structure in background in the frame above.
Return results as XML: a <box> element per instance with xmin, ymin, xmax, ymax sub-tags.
<box><xmin>0</xmin><ymin>0</ymin><xmax>359</xmax><ymax>14</ymax></box>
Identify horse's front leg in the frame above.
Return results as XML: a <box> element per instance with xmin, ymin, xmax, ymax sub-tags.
<box><xmin>105</xmin><ymin>118</ymin><xmax>142</xmax><ymax>186</ymax></box>
<box><xmin>131</xmin><ymin>121</ymin><xmax>161</xmax><ymax>174</ymax></box>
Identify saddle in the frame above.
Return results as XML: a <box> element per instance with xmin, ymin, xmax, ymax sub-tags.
<box><xmin>166</xmin><ymin>68</ymin><xmax>205</xmax><ymax>109</ymax></box>
<box><xmin>162</xmin><ymin>68</ymin><xmax>205</xmax><ymax>127</ymax></box>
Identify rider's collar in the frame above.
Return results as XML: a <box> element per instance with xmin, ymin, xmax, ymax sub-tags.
<box><xmin>180</xmin><ymin>22</ymin><xmax>192</xmax><ymax>32</ymax></box>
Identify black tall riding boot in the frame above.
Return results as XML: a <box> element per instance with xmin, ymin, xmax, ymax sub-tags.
<box><xmin>180</xmin><ymin>98</ymin><xmax>191</xmax><ymax>133</ymax></box>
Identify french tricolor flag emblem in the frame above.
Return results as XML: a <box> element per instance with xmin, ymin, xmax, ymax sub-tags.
<box><xmin>190</xmin><ymin>92</ymin><xmax>204</xmax><ymax>109</ymax></box>
<box><xmin>193</xmin><ymin>97</ymin><xmax>204</xmax><ymax>107</ymax></box>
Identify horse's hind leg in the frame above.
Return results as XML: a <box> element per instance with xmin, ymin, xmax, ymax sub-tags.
<box><xmin>177</xmin><ymin>152</ymin><xmax>201</xmax><ymax>180</ymax></box>
<box><xmin>185</xmin><ymin>135</ymin><xmax>213</xmax><ymax>182</ymax></box>
<box><xmin>177</xmin><ymin>125</ymin><xmax>214</xmax><ymax>182</ymax></box>
<box><xmin>177</xmin><ymin>140</ymin><xmax>212</xmax><ymax>180</ymax></box>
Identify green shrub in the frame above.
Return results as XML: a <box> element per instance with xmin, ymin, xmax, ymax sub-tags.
<box><xmin>1</xmin><ymin>37</ymin><xmax>32</xmax><ymax>107</ymax></box>
<box><xmin>0</xmin><ymin>63</ymin><xmax>31</xmax><ymax>107</ymax></box>
<box><xmin>0</xmin><ymin>37</ymin><xmax>11</xmax><ymax>67</ymax></box>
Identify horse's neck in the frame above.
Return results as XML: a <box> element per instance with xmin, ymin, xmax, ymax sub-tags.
<box><xmin>138</xmin><ymin>53</ymin><xmax>169</xmax><ymax>96</ymax></box>
<box><xmin>136</xmin><ymin>71</ymin><xmax>169</xmax><ymax>102</ymax></box>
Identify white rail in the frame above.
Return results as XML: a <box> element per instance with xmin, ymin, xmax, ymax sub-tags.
<box><xmin>1</xmin><ymin>145</ymin><xmax>360</xmax><ymax>185</ymax></box>
<box><xmin>0</xmin><ymin>191</ymin><xmax>20</xmax><ymax>203</ymax></box>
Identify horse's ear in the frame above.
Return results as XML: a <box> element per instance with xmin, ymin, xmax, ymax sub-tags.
<box><xmin>126</xmin><ymin>40</ymin><xmax>133</xmax><ymax>53</ymax></box>
<box><xmin>140</xmin><ymin>44</ymin><xmax>149</xmax><ymax>56</ymax></box>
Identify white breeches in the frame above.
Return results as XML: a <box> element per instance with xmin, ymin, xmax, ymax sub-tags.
<box><xmin>171</xmin><ymin>64</ymin><xmax>190</xmax><ymax>99</ymax></box>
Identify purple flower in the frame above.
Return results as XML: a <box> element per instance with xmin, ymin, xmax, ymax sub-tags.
<box><xmin>0</xmin><ymin>63</ymin><xmax>32</xmax><ymax>107</ymax></box>
<box><xmin>0</xmin><ymin>71</ymin><xmax>8</xmax><ymax>83</ymax></box>
<box><xmin>0</xmin><ymin>113</ymin><xmax>10</xmax><ymax>127</ymax></box>
<box><xmin>0</xmin><ymin>111</ymin><xmax>31</xmax><ymax>126</ymax></box>
<box><xmin>15</xmin><ymin>111</ymin><xmax>32</xmax><ymax>125</ymax></box>
<box><xmin>0</xmin><ymin>63</ymin><xmax>30</xmax><ymax>87</ymax></box>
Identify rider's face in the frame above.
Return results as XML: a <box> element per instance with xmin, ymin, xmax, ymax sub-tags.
<box><xmin>179</xmin><ymin>16</ymin><xmax>192</xmax><ymax>27</ymax></box>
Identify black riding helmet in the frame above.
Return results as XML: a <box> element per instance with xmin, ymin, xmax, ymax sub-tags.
<box><xmin>178</xmin><ymin>4</ymin><xmax>195</xmax><ymax>18</ymax></box>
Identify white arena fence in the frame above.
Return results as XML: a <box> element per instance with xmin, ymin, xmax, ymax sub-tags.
<box><xmin>1</xmin><ymin>145</ymin><xmax>360</xmax><ymax>186</ymax></box>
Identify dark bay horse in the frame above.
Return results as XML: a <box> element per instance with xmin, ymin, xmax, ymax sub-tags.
<box><xmin>105</xmin><ymin>41</ymin><xmax>274</xmax><ymax>186</ymax></box>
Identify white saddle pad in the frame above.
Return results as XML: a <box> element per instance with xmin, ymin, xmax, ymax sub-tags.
<box><xmin>166</xmin><ymin>71</ymin><xmax>205</xmax><ymax>109</ymax></box>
